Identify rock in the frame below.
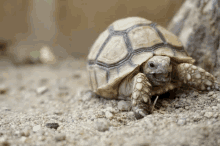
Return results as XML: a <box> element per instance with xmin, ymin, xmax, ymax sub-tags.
<box><xmin>177</xmin><ymin>118</ymin><xmax>186</xmax><ymax>125</ymax></box>
<box><xmin>20</xmin><ymin>136</ymin><xmax>27</xmax><ymax>143</ymax></box>
<box><xmin>204</xmin><ymin>112</ymin><xmax>213</xmax><ymax>118</ymax></box>
<box><xmin>33</xmin><ymin>125</ymin><xmax>41</xmax><ymax>132</ymax></box>
<box><xmin>213</xmin><ymin>113</ymin><xmax>219</xmax><ymax>118</ymax></box>
<box><xmin>193</xmin><ymin>114</ymin><xmax>202</xmax><ymax>122</ymax></box>
<box><xmin>105</xmin><ymin>111</ymin><xmax>113</xmax><ymax>119</ymax></box>
<box><xmin>38</xmin><ymin>136</ymin><xmax>46</xmax><ymax>141</ymax></box>
<box><xmin>212</xmin><ymin>94</ymin><xmax>217</xmax><ymax>98</ymax></box>
<box><xmin>22</xmin><ymin>129</ymin><xmax>30</xmax><ymax>137</ymax></box>
<box><xmin>96</xmin><ymin>111</ymin><xmax>105</xmax><ymax>117</ymax></box>
<box><xmin>45</xmin><ymin>123</ymin><xmax>59</xmax><ymax>130</ymax></box>
<box><xmin>118</xmin><ymin>100</ymin><xmax>131</xmax><ymax>111</ymax></box>
<box><xmin>0</xmin><ymin>84</ymin><xmax>8</xmax><ymax>94</ymax></box>
<box><xmin>207</xmin><ymin>91</ymin><xmax>214</xmax><ymax>97</ymax></box>
<box><xmin>55</xmin><ymin>134</ymin><xmax>66</xmax><ymax>141</ymax></box>
<box><xmin>36</xmin><ymin>86</ymin><xmax>48</xmax><ymax>95</ymax></box>
<box><xmin>95</xmin><ymin>119</ymin><xmax>110</xmax><ymax>132</ymax></box>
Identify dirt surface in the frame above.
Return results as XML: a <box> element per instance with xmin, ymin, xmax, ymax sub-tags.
<box><xmin>0</xmin><ymin>58</ymin><xmax>220</xmax><ymax>146</ymax></box>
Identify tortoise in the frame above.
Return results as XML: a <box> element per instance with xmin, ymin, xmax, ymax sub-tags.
<box><xmin>87</xmin><ymin>17</ymin><xmax>219</xmax><ymax>118</ymax></box>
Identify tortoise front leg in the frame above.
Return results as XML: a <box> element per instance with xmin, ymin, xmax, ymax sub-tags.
<box><xmin>131</xmin><ymin>73</ymin><xmax>153</xmax><ymax>119</ymax></box>
<box><xmin>176</xmin><ymin>63</ymin><xmax>219</xmax><ymax>91</ymax></box>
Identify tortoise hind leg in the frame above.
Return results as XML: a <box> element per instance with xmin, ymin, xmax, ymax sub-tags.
<box><xmin>175</xmin><ymin>63</ymin><xmax>219</xmax><ymax>91</ymax></box>
<box><xmin>131</xmin><ymin>73</ymin><xmax>153</xmax><ymax>119</ymax></box>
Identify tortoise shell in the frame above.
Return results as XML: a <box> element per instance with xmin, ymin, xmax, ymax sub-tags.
<box><xmin>87</xmin><ymin>17</ymin><xmax>195</xmax><ymax>98</ymax></box>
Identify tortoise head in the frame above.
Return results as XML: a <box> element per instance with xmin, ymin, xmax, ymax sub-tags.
<box><xmin>142</xmin><ymin>56</ymin><xmax>172</xmax><ymax>86</ymax></box>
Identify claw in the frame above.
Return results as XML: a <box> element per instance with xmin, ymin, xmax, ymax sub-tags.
<box><xmin>132</xmin><ymin>102</ymin><xmax>152</xmax><ymax>119</ymax></box>
<box><xmin>133</xmin><ymin>108</ymin><xmax>147</xmax><ymax>119</ymax></box>
<box><xmin>142</xmin><ymin>95</ymin><xmax>149</xmax><ymax>103</ymax></box>
<box><xmin>138</xmin><ymin>110</ymin><xmax>147</xmax><ymax>117</ymax></box>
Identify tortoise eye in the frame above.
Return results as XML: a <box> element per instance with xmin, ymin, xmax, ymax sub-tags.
<box><xmin>149</xmin><ymin>62</ymin><xmax>155</xmax><ymax>68</ymax></box>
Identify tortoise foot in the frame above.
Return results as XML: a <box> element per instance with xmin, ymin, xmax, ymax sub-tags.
<box><xmin>132</xmin><ymin>102</ymin><xmax>152</xmax><ymax>119</ymax></box>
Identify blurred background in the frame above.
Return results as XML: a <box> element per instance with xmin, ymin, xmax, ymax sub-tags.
<box><xmin>0</xmin><ymin>0</ymin><xmax>185</xmax><ymax>65</ymax></box>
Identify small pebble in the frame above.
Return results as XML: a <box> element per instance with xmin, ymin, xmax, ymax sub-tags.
<box><xmin>20</xmin><ymin>137</ymin><xmax>27</xmax><ymax>143</ymax></box>
<box><xmin>55</xmin><ymin>134</ymin><xmax>66</xmax><ymax>141</ymax></box>
<box><xmin>207</xmin><ymin>91</ymin><xmax>214</xmax><ymax>97</ymax></box>
<box><xmin>33</xmin><ymin>125</ymin><xmax>41</xmax><ymax>132</ymax></box>
<box><xmin>46</xmin><ymin>123</ymin><xmax>59</xmax><ymax>130</ymax></box>
<box><xmin>204</xmin><ymin>112</ymin><xmax>213</xmax><ymax>118</ymax></box>
<box><xmin>95</xmin><ymin>119</ymin><xmax>110</xmax><ymax>132</ymax></box>
<box><xmin>22</xmin><ymin>129</ymin><xmax>30</xmax><ymax>137</ymax></box>
<box><xmin>213</xmin><ymin>113</ymin><xmax>218</xmax><ymax>118</ymax></box>
<box><xmin>212</xmin><ymin>94</ymin><xmax>217</xmax><ymax>98</ymax></box>
<box><xmin>192</xmin><ymin>91</ymin><xmax>199</xmax><ymax>97</ymax></box>
<box><xmin>118</xmin><ymin>100</ymin><xmax>131</xmax><ymax>111</ymax></box>
<box><xmin>36</xmin><ymin>86</ymin><xmax>48</xmax><ymax>95</ymax></box>
<box><xmin>177</xmin><ymin>118</ymin><xmax>186</xmax><ymax>125</ymax></box>
<box><xmin>0</xmin><ymin>84</ymin><xmax>8</xmax><ymax>94</ymax></box>
<box><xmin>185</xmin><ymin>106</ymin><xmax>189</xmax><ymax>110</ymax></box>
<box><xmin>38</xmin><ymin>136</ymin><xmax>46</xmax><ymax>141</ymax></box>
<box><xmin>105</xmin><ymin>111</ymin><xmax>113</xmax><ymax>119</ymax></box>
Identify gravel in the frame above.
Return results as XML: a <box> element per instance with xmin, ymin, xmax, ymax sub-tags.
<box><xmin>32</xmin><ymin>125</ymin><xmax>41</xmax><ymax>132</ymax></box>
<box><xmin>36</xmin><ymin>86</ymin><xmax>48</xmax><ymax>95</ymax></box>
<box><xmin>0</xmin><ymin>59</ymin><xmax>220</xmax><ymax>145</ymax></box>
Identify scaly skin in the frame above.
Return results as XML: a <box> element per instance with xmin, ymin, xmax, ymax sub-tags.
<box><xmin>131</xmin><ymin>73</ymin><xmax>153</xmax><ymax>118</ymax></box>
<box><xmin>176</xmin><ymin>63</ymin><xmax>219</xmax><ymax>91</ymax></box>
<box><xmin>119</xmin><ymin>61</ymin><xmax>220</xmax><ymax>119</ymax></box>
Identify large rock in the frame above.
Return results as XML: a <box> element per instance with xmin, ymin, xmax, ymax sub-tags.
<box><xmin>168</xmin><ymin>0</ymin><xmax>220</xmax><ymax>75</ymax></box>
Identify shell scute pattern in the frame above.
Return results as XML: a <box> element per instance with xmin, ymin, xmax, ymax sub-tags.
<box><xmin>128</xmin><ymin>26</ymin><xmax>163</xmax><ymax>50</ymax></box>
<box><xmin>88</xmin><ymin>29</ymin><xmax>109</xmax><ymax>61</ymax></box>
<box><xmin>87</xmin><ymin>17</ymin><xmax>193</xmax><ymax>98</ymax></box>
<box><xmin>97</xmin><ymin>36</ymin><xmax>128</xmax><ymax>64</ymax></box>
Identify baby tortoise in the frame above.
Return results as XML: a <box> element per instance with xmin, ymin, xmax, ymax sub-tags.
<box><xmin>87</xmin><ymin>17</ymin><xmax>219</xmax><ymax>119</ymax></box>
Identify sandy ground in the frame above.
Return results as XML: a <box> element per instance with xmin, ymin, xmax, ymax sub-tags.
<box><xmin>0</xmin><ymin>58</ymin><xmax>220</xmax><ymax>146</ymax></box>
